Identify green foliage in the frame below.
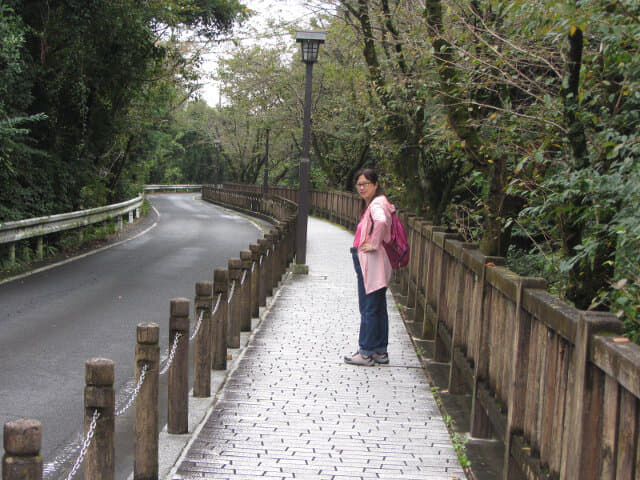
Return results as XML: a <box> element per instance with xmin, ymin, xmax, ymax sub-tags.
<box><xmin>0</xmin><ymin>0</ymin><xmax>247</xmax><ymax>222</ymax></box>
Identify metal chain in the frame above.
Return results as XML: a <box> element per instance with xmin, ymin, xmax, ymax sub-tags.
<box><xmin>189</xmin><ymin>310</ymin><xmax>206</xmax><ymax>342</ymax></box>
<box><xmin>227</xmin><ymin>280</ymin><xmax>236</xmax><ymax>304</ymax></box>
<box><xmin>115</xmin><ymin>364</ymin><xmax>149</xmax><ymax>417</ymax></box>
<box><xmin>159</xmin><ymin>333</ymin><xmax>182</xmax><ymax>375</ymax></box>
<box><xmin>65</xmin><ymin>410</ymin><xmax>100</xmax><ymax>480</ymax></box>
<box><xmin>240</xmin><ymin>270</ymin><xmax>247</xmax><ymax>286</ymax></box>
<box><xmin>212</xmin><ymin>292</ymin><xmax>222</xmax><ymax>317</ymax></box>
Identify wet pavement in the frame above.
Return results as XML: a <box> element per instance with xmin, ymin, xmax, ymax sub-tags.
<box><xmin>168</xmin><ymin>217</ymin><xmax>467</xmax><ymax>480</ymax></box>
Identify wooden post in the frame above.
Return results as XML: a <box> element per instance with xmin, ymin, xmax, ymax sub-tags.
<box><xmin>134</xmin><ymin>323</ymin><xmax>159</xmax><ymax>480</ymax></box>
<box><xmin>269</xmin><ymin>229</ymin><xmax>281</xmax><ymax>289</ymax></box>
<box><xmin>168</xmin><ymin>298</ymin><xmax>189</xmax><ymax>434</ymax></box>
<box><xmin>264</xmin><ymin>233</ymin><xmax>276</xmax><ymax>296</ymax></box>
<box><xmin>469</xmin><ymin>257</ymin><xmax>501</xmax><ymax>438</ymax></box>
<box><xmin>448</xmin><ymin>243</ymin><xmax>480</xmax><ymax>395</ymax></box>
<box><xmin>212</xmin><ymin>269</ymin><xmax>228</xmax><ymax>370</ymax></box>
<box><xmin>257</xmin><ymin>238</ymin><xmax>269</xmax><ymax>307</ymax></box>
<box><xmin>3</xmin><ymin>418</ymin><xmax>42</xmax><ymax>480</ymax></box>
<box><xmin>560</xmin><ymin>311</ymin><xmax>622</xmax><ymax>479</ymax></box>
<box><xmin>194</xmin><ymin>282</ymin><xmax>213</xmax><ymax>397</ymax></box>
<box><xmin>84</xmin><ymin>358</ymin><xmax>115</xmax><ymax>480</ymax></box>
<box><xmin>227</xmin><ymin>258</ymin><xmax>242</xmax><ymax>349</ymax></box>
<box><xmin>501</xmin><ymin>278</ymin><xmax>547</xmax><ymax>480</ymax></box>
<box><xmin>249</xmin><ymin>244</ymin><xmax>260</xmax><ymax>318</ymax></box>
<box><xmin>240</xmin><ymin>251</ymin><xmax>252</xmax><ymax>332</ymax></box>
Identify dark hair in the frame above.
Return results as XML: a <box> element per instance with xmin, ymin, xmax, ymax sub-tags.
<box><xmin>355</xmin><ymin>167</ymin><xmax>383</xmax><ymax>213</ymax></box>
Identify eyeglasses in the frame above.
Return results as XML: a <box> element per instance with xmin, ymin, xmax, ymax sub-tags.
<box><xmin>356</xmin><ymin>182</ymin><xmax>372</xmax><ymax>189</ymax></box>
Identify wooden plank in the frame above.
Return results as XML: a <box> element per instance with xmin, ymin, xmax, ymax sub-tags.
<box><xmin>600</xmin><ymin>375</ymin><xmax>620</xmax><ymax>480</ymax></box>
<box><xmin>616</xmin><ymin>388</ymin><xmax>637</xmax><ymax>479</ymax></box>
<box><xmin>549</xmin><ymin>337</ymin><xmax>569</xmax><ymax>475</ymax></box>
<box><xmin>539</xmin><ymin>328</ymin><xmax>558</xmax><ymax>467</ymax></box>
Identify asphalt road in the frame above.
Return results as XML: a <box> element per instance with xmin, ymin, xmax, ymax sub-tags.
<box><xmin>0</xmin><ymin>193</ymin><xmax>267</xmax><ymax>479</ymax></box>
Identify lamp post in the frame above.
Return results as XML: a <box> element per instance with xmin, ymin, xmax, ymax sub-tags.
<box><xmin>213</xmin><ymin>139</ymin><xmax>221</xmax><ymax>184</ymax></box>
<box><xmin>294</xmin><ymin>30</ymin><xmax>326</xmax><ymax>273</ymax></box>
<box><xmin>263</xmin><ymin>128</ymin><xmax>270</xmax><ymax>195</ymax></box>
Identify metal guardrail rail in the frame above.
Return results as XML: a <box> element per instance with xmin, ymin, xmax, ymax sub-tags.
<box><xmin>143</xmin><ymin>185</ymin><xmax>203</xmax><ymax>192</ymax></box>
<box><xmin>0</xmin><ymin>195</ymin><xmax>144</xmax><ymax>245</ymax></box>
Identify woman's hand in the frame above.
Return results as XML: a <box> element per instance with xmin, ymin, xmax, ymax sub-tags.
<box><xmin>360</xmin><ymin>242</ymin><xmax>374</xmax><ymax>252</ymax></box>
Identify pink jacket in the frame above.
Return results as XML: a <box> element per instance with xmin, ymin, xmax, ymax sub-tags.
<box><xmin>357</xmin><ymin>195</ymin><xmax>394</xmax><ymax>294</ymax></box>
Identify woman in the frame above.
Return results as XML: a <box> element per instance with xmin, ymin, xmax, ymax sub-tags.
<box><xmin>344</xmin><ymin>168</ymin><xmax>394</xmax><ymax>366</ymax></box>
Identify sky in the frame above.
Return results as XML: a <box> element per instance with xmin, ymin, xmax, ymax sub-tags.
<box><xmin>198</xmin><ymin>0</ymin><xmax>324</xmax><ymax>106</ymax></box>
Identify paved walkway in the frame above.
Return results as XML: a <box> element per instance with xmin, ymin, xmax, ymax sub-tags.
<box><xmin>171</xmin><ymin>217</ymin><xmax>466</xmax><ymax>480</ymax></box>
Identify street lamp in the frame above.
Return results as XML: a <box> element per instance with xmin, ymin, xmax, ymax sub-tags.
<box><xmin>294</xmin><ymin>30</ymin><xmax>326</xmax><ymax>273</ymax></box>
<box><xmin>263</xmin><ymin>128</ymin><xmax>270</xmax><ymax>195</ymax></box>
<box><xmin>213</xmin><ymin>139</ymin><xmax>222</xmax><ymax>184</ymax></box>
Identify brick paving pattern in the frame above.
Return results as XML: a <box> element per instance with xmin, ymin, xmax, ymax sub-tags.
<box><xmin>174</xmin><ymin>217</ymin><xmax>466</xmax><ymax>479</ymax></box>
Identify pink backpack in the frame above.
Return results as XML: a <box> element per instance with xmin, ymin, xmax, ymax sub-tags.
<box><xmin>370</xmin><ymin>210</ymin><xmax>410</xmax><ymax>269</ymax></box>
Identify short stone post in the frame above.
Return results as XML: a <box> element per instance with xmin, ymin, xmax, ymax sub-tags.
<box><xmin>193</xmin><ymin>282</ymin><xmax>213</xmax><ymax>398</ymax></box>
<box><xmin>8</xmin><ymin>243</ymin><xmax>16</xmax><ymax>266</ymax></box>
<box><xmin>249</xmin><ymin>244</ymin><xmax>261</xmax><ymax>318</ymax></box>
<box><xmin>118</xmin><ymin>216</ymin><xmax>124</xmax><ymax>231</ymax></box>
<box><xmin>128</xmin><ymin>211</ymin><xmax>134</xmax><ymax>223</ymax></box>
<box><xmin>84</xmin><ymin>358</ymin><xmax>115</xmax><ymax>480</ymax></box>
<box><xmin>36</xmin><ymin>237</ymin><xmax>43</xmax><ymax>261</ymax></box>
<box><xmin>227</xmin><ymin>258</ymin><xmax>242</xmax><ymax>349</ymax></box>
<box><xmin>240</xmin><ymin>251</ymin><xmax>252</xmax><ymax>332</ymax></box>
<box><xmin>257</xmin><ymin>238</ymin><xmax>269</xmax><ymax>307</ymax></box>
<box><xmin>3</xmin><ymin>418</ymin><xmax>42</xmax><ymax>480</ymax></box>
<box><xmin>168</xmin><ymin>298</ymin><xmax>189</xmax><ymax>434</ymax></box>
<box><xmin>134</xmin><ymin>323</ymin><xmax>159</xmax><ymax>480</ymax></box>
<box><xmin>212</xmin><ymin>269</ymin><xmax>228</xmax><ymax>370</ymax></box>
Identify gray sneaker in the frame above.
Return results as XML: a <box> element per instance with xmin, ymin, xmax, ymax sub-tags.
<box><xmin>344</xmin><ymin>352</ymin><xmax>375</xmax><ymax>366</ymax></box>
<box><xmin>372</xmin><ymin>352</ymin><xmax>389</xmax><ymax>364</ymax></box>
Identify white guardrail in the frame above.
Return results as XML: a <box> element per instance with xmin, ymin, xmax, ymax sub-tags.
<box><xmin>0</xmin><ymin>195</ymin><xmax>145</xmax><ymax>266</ymax></box>
<box><xmin>143</xmin><ymin>184</ymin><xmax>203</xmax><ymax>192</ymax></box>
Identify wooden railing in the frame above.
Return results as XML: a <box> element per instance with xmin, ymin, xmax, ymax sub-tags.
<box><xmin>223</xmin><ymin>183</ymin><xmax>639</xmax><ymax>480</ymax></box>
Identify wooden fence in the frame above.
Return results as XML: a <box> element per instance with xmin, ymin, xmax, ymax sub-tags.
<box><xmin>223</xmin><ymin>183</ymin><xmax>640</xmax><ymax>480</ymax></box>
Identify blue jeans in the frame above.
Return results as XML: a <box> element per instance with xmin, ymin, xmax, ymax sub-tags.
<box><xmin>352</xmin><ymin>251</ymin><xmax>389</xmax><ymax>356</ymax></box>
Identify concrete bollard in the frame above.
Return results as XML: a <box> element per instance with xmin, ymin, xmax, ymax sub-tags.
<box><xmin>118</xmin><ymin>216</ymin><xmax>124</xmax><ymax>231</ymax></box>
<box><xmin>193</xmin><ymin>282</ymin><xmax>213</xmax><ymax>398</ymax></box>
<box><xmin>2</xmin><ymin>418</ymin><xmax>42</xmax><ymax>480</ymax></box>
<box><xmin>249</xmin><ymin>244</ymin><xmax>261</xmax><ymax>318</ymax></box>
<box><xmin>128</xmin><ymin>211</ymin><xmax>134</xmax><ymax>223</ymax></box>
<box><xmin>134</xmin><ymin>323</ymin><xmax>159</xmax><ymax>480</ymax></box>
<box><xmin>84</xmin><ymin>358</ymin><xmax>115</xmax><ymax>480</ymax></box>
<box><xmin>168</xmin><ymin>298</ymin><xmax>189</xmax><ymax>434</ymax></box>
<box><xmin>227</xmin><ymin>258</ymin><xmax>242</xmax><ymax>349</ymax></box>
<box><xmin>239</xmin><ymin>251</ymin><xmax>252</xmax><ymax>332</ymax></box>
<box><xmin>257</xmin><ymin>239</ymin><xmax>269</xmax><ymax>307</ymax></box>
<box><xmin>212</xmin><ymin>269</ymin><xmax>228</xmax><ymax>370</ymax></box>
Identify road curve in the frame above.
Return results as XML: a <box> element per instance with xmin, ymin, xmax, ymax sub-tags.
<box><xmin>0</xmin><ymin>193</ymin><xmax>267</xmax><ymax>479</ymax></box>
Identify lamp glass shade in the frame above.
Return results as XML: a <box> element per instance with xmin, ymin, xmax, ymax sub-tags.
<box><xmin>301</xmin><ymin>40</ymin><xmax>321</xmax><ymax>63</ymax></box>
